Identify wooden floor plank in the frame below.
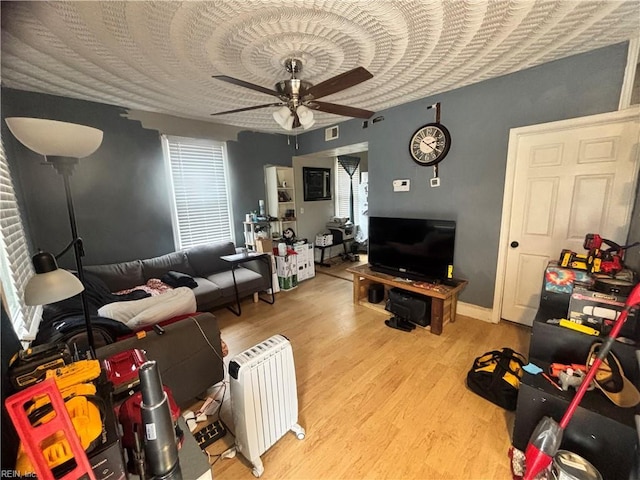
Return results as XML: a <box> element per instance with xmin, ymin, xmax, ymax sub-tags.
<box><xmin>193</xmin><ymin>271</ymin><xmax>530</xmax><ymax>479</ymax></box>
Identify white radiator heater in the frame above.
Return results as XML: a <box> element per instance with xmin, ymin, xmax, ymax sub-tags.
<box><xmin>227</xmin><ymin>334</ymin><xmax>305</xmax><ymax>477</ymax></box>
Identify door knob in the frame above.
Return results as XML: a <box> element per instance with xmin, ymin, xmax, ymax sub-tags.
<box><xmin>510</xmin><ymin>241</ymin><xmax>519</xmax><ymax>248</ymax></box>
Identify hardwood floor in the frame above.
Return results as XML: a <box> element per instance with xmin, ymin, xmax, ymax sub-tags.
<box><xmin>197</xmin><ymin>272</ymin><xmax>531</xmax><ymax>480</ymax></box>
<box><xmin>315</xmin><ymin>253</ymin><xmax>368</xmax><ymax>281</ymax></box>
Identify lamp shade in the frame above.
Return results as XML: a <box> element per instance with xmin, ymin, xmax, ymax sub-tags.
<box><xmin>24</xmin><ymin>251</ymin><xmax>84</xmax><ymax>305</ymax></box>
<box><xmin>24</xmin><ymin>269</ymin><xmax>84</xmax><ymax>306</ymax></box>
<box><xmin>296</xmin><ymin>105</ymin><xmax>315</xmax><ymax>129</ymax></box>
<box><xmin>272</xmin><ymin>106</ymin><xmax>294</xmax><ymax>131</ymax></box>
<box><xmin>5</xmin><ymin>117</ymin><xmax>103</xmax><ymax>158</ymax></box>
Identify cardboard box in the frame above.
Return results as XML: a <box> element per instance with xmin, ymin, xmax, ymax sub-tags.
<box><xmin>294</xmin><ymin>243</ymin><xmax>315</xmax><ymax>281</ymax></box>
<box><xmin>544</xmin><ymin>262</ymin><xmax>591</xmax><ymax>295</ymax></box>
<box><xmin>255</xmin><ymin>237</ymin><xmax>273</xmax><ymax>253</ymax></box>
<box><xmin>315</xmin><ymin>233</ymin><xmax>333</xmax><ymax>247</ymax></box>
<box><xmin>568</xmin><ymin>286</ymin><xmax>636</xmax><ymax>336</ymax></box>
<box><xmin>276</xmin><ymin>254</ymin><xmax>298</xmax><ymax>290</ymax></box>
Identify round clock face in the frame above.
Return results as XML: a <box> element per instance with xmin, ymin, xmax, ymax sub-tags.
<box><xmin>409</xmin><ymin>123</ymin><xmax>451</xmax><ymax>166</ymax></box>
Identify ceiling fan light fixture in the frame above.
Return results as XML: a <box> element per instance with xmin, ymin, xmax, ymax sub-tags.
<box><xmin>297</xmin><ymin>105</ymin><xmax>315</xmax><ymax>129</ymax></box>
<box><xmin>282</xmin><ymin>116</ymin><xmax>295</xmax><ymax>131</ymax></box>
<box><xmin>273</xmin><ymin>106</ymin><xmax>293</xmax><ymax>130</ymax></box>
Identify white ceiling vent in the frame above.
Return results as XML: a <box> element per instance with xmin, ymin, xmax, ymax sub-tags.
<box><xmin>325</xmin><ymin>126</ymin><xmax>339</xmax><ymax>141</ymax></box>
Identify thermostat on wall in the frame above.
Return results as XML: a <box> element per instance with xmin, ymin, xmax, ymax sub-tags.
<box><xmin>393</xmin><ymin>179</ymin><xmax>410</xmax><ymax>192</ymax></box>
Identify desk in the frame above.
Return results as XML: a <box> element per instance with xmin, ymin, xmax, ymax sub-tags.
<box><xmin>346</xmin><ymin>264</ymin><xmax>467</xmax><ymax>335</ymax></box>
<box><xmin>314</xmin><ymin>242</ymin><xmax>349</xmax><ymax>267</ymax></box>
<box><xmin>220</xmin><ymin>252</ymin><xmax>274</xmax><ymax>316</ymax></box>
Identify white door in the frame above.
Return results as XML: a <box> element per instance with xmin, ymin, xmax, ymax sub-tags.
<box><xmin>495</xmin><ymin>107</ymin><xmax>640</xmax><ymax>326</ymax></box>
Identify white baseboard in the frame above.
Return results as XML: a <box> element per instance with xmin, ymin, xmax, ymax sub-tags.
<box><xmin>457</xmin><ymin>302</ymin><xmax>496</xmax><ymax>323</ymax></box>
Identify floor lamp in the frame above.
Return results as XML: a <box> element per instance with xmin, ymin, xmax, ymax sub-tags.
<box><xmin>337</xmin><ymin>155</ymin><xmax>361</xmax><ymax>224</ymax></box>
<box><xmin>5</xmin><ymin>117</ymin><xmax>104</xmax><ymax>357</ymax></box>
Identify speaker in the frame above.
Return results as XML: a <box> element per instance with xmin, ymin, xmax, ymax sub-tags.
<box><xmin>368</xmin><ymin>283</ymin><xmax>385</xmax><ymax>304</ymax></box>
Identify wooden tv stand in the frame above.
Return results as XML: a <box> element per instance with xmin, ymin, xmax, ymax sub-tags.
<box><xmin>346</xmin><ymin>264</ymin><xmax>467</xmax><ymax>335</ymax></box>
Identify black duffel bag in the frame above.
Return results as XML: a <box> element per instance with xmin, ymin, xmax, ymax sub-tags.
<box><xmin>466</xmin><ymin>347</ymin><xmax>526</xmax><ymax>411</ymax></box>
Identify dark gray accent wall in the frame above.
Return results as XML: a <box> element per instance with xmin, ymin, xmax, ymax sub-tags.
<box><xmin>1</xmin><ymin>88</ymin><xmax>174</xmax><ymax>267</ymax></box>
<box><xmin>296</xmin><ymin>42</ymin><xmax>631</xmax><ymax>308</ymax></box>
<box><xmin>1</xmin><ymin>88</ymin><xmax>295</xmax><ymax>267</ymax></box>
<box><xmin>227</xmin><ymin>132</ymin><xmax>296</xmax><ymax>244</ymax></box>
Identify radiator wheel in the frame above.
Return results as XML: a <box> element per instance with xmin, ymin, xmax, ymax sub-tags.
<box><xmin>252</xmin><ymin>465</ymin><xmax>265</xmax><ymax>478</ymax></box>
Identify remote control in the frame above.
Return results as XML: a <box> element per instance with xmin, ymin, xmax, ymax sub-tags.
<box><xmin>194</xmin><ymin>420</ymin><xmax>226</xmax><ymax>450</ymax></box>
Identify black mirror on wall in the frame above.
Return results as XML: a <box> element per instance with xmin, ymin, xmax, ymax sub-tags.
<box><xmin>303</xmin><ymin>167</ymin><xmax>332</xmax><ymax>201</ymax></box>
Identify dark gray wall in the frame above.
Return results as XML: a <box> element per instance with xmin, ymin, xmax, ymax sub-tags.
<box><xmin>297</xmin><ymin>42</ymin><xmax>632</xmax><ymax>308</ymax></box>
<box><xmin>1</xmin><ymin>88</ymin><xmax>295</xmax><ymax>266</ymax></box>
<box><xmin>227</xmin><ymin>132</ymin><xmax>295</xmax><ymax>244</ymax></box>
<box><xmin>1</xmin><ymin>89</ymin><xmax>174</xmax><ymax>267</ymax></box>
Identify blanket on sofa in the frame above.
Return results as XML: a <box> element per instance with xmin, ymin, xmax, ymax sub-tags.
<box><xmin>33</xmin><ymin>272</ymin><xmax>150</xmax><ymax>347</ymax></box>
<box><xmin>115</xmin><ymin>278</ymin><xmax>174</xmax><ymax>297</ymax></box>
<box><xmin>98</xmin><ymin>287</ymin><xmax>197</xmax><ymax>330</ymax></box>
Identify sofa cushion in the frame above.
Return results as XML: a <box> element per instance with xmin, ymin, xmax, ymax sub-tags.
<box><xmin>185</xmin><ymin>241</ymin><xmax>236</xmax><ymax>276</ymax></box>
<box><xmin>142</xmin><ymin>251</ymin><xmax>196</xmax><ymax>280</ymax></box>
<box><xmin>191</xmin><ymin>277</ymin><xmax>224</xmax><ymax>309</ymax></box>
<box><xmin>85</xmin><ymin>260</ymin><xmax>144</xmax><ymax>292</ymax></box>
<box><xmin>206</xmin><ymin>267</ymin><xmax>265</xmax><ymax>298</ymax></box>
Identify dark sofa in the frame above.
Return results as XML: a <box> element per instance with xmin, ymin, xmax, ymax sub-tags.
<box><xmin>34</xmin><ymin>240</ymin><xmax>272</xmax><ymax>357</ymax></box>
<box><xmin>85</xmin><ymin>241</ymin><xmax>272</xmax><ymax>311</ymax></box>
<box><xmin>95</xmin><ymin>312</ymin><xmax>225</xmax><ymax>407</ymax></box>
<box><xmin>38</xmin><ymin>241</ymin><xmax>269</xmax><ymax>407</ymax></box>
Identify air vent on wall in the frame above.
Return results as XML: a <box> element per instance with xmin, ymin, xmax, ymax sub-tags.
<box><xmin>325</xmin><ymin>126</ymin><xmax>339</xmax><ymax>141</ymax></box>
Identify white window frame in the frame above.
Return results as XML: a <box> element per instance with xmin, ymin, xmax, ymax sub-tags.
<box><xmin>162</xmin><ymin>135</ymin><xmax>235</xmax><ymax>250</ymax></box>
<box><xmin>334</xmin><ymin>157</ymin><xmax>361</xmax><ymax>225</ymax></box>
<box><xmin>0</xmin><ymin>137</ymin><xmax>41</xmax><ymax>346</ymax></box>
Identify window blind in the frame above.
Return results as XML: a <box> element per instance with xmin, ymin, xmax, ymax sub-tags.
<box><xmin>164</xmin><ymin>137</ymin><xmax>233</xmax><ymax>249</ymax></box>
<box><xmin>0</xmin><ymin>138</ymin><xmax>41</xmax><ymax>343</ymax></box>
<box><xmin>335</xmin><ymin>159</ymin><xmax>360</xmax><ymax>225</ymax></box>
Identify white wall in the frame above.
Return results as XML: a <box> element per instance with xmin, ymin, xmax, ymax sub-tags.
<box><xmin>292</xmin><ymin>156</ymin><xmax>335</xmax><ymax>244</ymax></box>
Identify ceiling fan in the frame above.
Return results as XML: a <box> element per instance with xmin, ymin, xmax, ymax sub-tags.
<box><xmin>211</xmin><ymin>58</ymin><xmax>374</xmax><ymax>130</ymax></box>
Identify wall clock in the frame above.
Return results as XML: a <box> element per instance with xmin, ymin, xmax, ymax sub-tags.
<box><xmin>409</xmin><ymin>123</ymin><xmax>451</xmax><ymax>166</ymax></box>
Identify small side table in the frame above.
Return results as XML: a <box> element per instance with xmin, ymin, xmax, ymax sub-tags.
<box><xmin>220</xmin><ymin>252</ymin><xmax>275</xmax><ymax>316</ymax></box>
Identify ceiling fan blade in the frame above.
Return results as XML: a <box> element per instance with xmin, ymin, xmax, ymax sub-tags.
<box><xmin>211</xmin><ymin>103</ymin><xmax>283</xmax><ymax>116</ymax></box>
<box><xmin>310</xmin><ymin>101</ymin><xmax>374</xmax><ymax>119</ymax></box>
<box><xmin>303</xmin><ymin>67</ymin><xmax>373</xmax><ymax>100</ymax></box>
<box><xmin>212</xmin><ymin>75</ymin><xmax>281</xmax><ymax>97</ymax></box>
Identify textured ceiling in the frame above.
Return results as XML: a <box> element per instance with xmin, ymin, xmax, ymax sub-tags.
<box><xmin>1</xmin><ymin>1</ymin><xmax>639</xmax><ymax>134</ymax></box>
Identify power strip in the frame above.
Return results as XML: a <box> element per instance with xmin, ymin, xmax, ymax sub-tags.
<box><xmin>194</xmin><ymin>420</ymin><xmax>226</xmax><ymax>450</ymax></box>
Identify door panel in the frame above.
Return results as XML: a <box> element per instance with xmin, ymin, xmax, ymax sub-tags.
<box><xmin>567</xmin><ymin>175</ymin><xmax>612</xmax><ymax>238</ymax></box>
<box><xmin>513</xmin><ymin>254</ymin><xmax>550</xmax><ymax>309</ymax></box>
<box><xmin>523</xmin><ymin>177</ymin><xmax>557</xmax><ymax>235</ymax></box>
<box><xmin>500</xmin><ymin>111</ymin><xmax>639</xmax><ymax>326</ymax></box>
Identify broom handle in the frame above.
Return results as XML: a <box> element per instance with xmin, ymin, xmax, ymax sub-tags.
<box><xmin>559</xmin><ymin>305</ymin><xmax>632</xmax><ymax>429</ymax></box>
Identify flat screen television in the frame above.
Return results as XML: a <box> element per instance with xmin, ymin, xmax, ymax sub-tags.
<box><xmin>368</xmin><ymin>216</ymin><xmax>456</xmax><ymax>282</ymax></box>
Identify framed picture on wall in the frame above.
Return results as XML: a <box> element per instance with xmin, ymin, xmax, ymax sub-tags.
<box><xmin>303</xmin><ymin>167</ymin><xmax>332</xmax><ymax>201</ymax></box>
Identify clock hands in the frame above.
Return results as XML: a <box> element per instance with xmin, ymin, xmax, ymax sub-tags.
<box><xmin>420</xmin><ymin>137</ymin><xmax>441</xmax><ymax>154</ymax></box>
